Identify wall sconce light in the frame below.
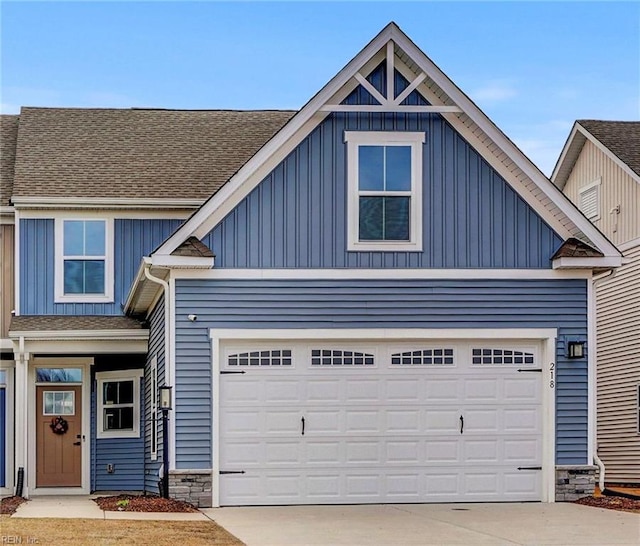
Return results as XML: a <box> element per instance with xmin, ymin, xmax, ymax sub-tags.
<box><xmin>567</xmin><ymin>341</ymin><xmax>585</xmax><ymax>359</ymax></box>
<box><xmin>187</xmin><ymin>314</ymin><xmax>197</xmax><ymax>322</ymax></box>
<box><xmin>159</xmin><ymin>385</ymin><xmax>173</xmax><ymax>411</ymax></box>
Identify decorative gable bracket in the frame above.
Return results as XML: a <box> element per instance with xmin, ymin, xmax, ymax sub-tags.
<box><xmin>320</xmin><ymin>40</ymin><xmax>462</xmax><ymax>114</ymax></box>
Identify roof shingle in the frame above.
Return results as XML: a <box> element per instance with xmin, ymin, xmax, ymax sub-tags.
<box><xmin>11</xmin><ymin>108</ymin><xmax>296</xmax><ymax>201</ymax></box>
<box><xmin>1</xmin><ymin>115</ymin><xmax>19</xmax><ymax>207</ymax></box>
<box><xmin>9</xmin><ymin>315</ymin><xmax>146</xmax><ymax>332</ymax></box>
<box><xmin>578</xmin><ymin>120</ymin><xmax>640</xmax><ymax>178</ymax></box>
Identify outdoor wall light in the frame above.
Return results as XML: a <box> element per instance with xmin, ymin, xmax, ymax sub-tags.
<box><xmin>567</xmin><ymin>341</ymin><xmax>585</xmax><ymax>359</ymax></box>
<box><xmin>159</xmin><ymin>385</ymin><xmax>173</xmax><ymax>410</ymax></box>
<box><xmin>187</xmin><ymin>314</ymin><xmax>197</xmax><ymax>322</ymax></box>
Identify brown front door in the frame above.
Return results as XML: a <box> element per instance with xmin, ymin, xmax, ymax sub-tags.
<box><xmin>36</xmin><ymin>385</ymin><xmax>82</xmax><ymax>487</ymax></box>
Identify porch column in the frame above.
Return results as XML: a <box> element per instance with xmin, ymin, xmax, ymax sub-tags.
<box><xmin>13</xmin><ymin>350</ymin><xmax>29</xmax><ymax>497</ymax></box>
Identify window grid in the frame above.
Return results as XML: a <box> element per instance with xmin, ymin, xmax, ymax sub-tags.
<box><xmin>311</xmin><ymin>349</ymin><xmax>374</xmax><ymax>366</ymax></box>
<box><xmin>43</xmin><ymin>391</ymin><xmax>75</xmax><ymax>416</ymax></box>
<box><xmin>472</xmin><ymin>348</ymin><xmax>535</xmax><ymax>365</ymax></box>
<box><xmin>62</xmin><ymin>220</ymin><xmax>107</xmax><ymax>295</ymax></box>
<box><xmin>391</xmin><ymin>349</ymin><xmax>454</xmax><ymax>365</ymax></box>
<box><xmin>228</xmin><ymin>350</ymin><xmax>292</xmax><ymax>367</ymax></box>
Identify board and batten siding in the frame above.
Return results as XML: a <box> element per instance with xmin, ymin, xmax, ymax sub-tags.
<box><xmin>563</xmin><ymin>139</ymin><xmax>640</xmax><ymax>246</ymax></box>
<box><xmin>173</xmin><ymin>278</ymin><xmax>588</xmax><ymax>469</ymax></box>
<box><xmin>144</xmin><ymin>296</ymin><xmax>165</xmax><ymax>493</ymax></box>
<box><xmin>0</xmin><ymin>224</ymin><xmax>14</xmax><ymax>339</ymax></box>
<box><xmin>596</xmin><ymin>243</ymin><xmax>640</xmax><ymax>482</ymax></box>
<box><xmin>204</xmin><ymin>111</ymin><xmax>562</xmax><ymax>269</ymax></box>
<box><xmin>19</xmin><ymin>218</ymin><xmax>182</xmax><ymax>315</ymax></box>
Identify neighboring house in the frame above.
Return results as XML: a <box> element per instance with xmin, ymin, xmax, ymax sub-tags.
<box><xmin>1</xmin><ymin>23</ymin><xmax>623</xmax><ymax>507</ymax></box>
<box><xmin>552</xmin><ymin>120</ymin><xmax>640</xmax><ymax>485</ymax></box>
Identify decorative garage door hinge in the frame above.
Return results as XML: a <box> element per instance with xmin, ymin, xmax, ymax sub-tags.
<box><xmin>517</xmin><ymin>466</ymin><xmax>542</xmax><ymax>471</ymax></box>
<box><xmin>220</xmin><ymin>370</ymin><xmax>246</xmax><ymax>374</ymax></box>
<box><xmin>219</xmin><ymin>470</ymin><xmax>246</xmax><ymax>475</ymax></box>
<box><xmin>517</xmin><ymin>368</ymin><xmax>542</xmax><ymax>373</ymax></box>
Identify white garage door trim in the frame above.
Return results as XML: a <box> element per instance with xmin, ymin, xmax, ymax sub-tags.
<box><xmin>210</xmin><ymin>328</ymin><xmax>557</xmax><ymax>507</ymax></box>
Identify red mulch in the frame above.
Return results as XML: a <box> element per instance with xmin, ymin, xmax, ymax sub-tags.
<box><xmin>0</xmin><ymin>496</ymin><xmax>27</xmax><ymax>515</ymax></box>
<box><xmin>94</xmin><ymin>494</ymin><xmax>199</xmax><ymax>513</ymax></box>
<box><xmin>575</xmin><ymin>494</ymin><xmax>640</xmax><ymax>514</ymax></box>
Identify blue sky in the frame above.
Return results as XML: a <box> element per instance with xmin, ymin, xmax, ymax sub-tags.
<box><xmin>2</xmin><ymin>1</ymin><xmax>638</xmax><ymax>175</ymax></box>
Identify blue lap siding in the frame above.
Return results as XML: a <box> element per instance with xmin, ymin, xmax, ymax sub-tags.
<box><xmin>173</xmin><ymin>278</ymin><xmax>588</xmax><ymax>470</ymax></box>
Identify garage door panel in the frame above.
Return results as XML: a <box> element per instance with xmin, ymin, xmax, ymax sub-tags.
<box><xmin>463</xmin><ymin>378</ymin><xmax>499</xmax><ymax>400</ymax></box>
<box><xmin>385</xmin><ymin>378</ymin><xmax>421</xmax><ymax>401</ymax></box>
<box><xmin>424</xmin><ymin>409</ymin><xmax>459</xmax><ymax>431</ymax></box>
<box><xmin>264</xmin><ymin>379</ymin><xmax>303</xmax><ymax>403</ymax></box>
<box><xmin>386</xmin><ymin>440</ymin><xmax>420</xmax><ymax>463</ymax></box>
<box><xmin>503</xmin><ymin>377</ymin><xmax>540</xmax><ymax>401</ymax></box>
<box><xmin>464</xmin><ymin>440</ymin><xmax>500</xmax><ymax>463</ymax></box>
<box><xmin>385</xmin><ymin>409</ymin><xmax>421</xmax><ymax>432</ymax></box>
<box><xmin>503</xmin><ymin>438</ymin><xmax>541</xmax><ymax>463</ymax></box>
<box><xmin>345</xmin><ymin>409</ymin><xmax>380</xmax><ymax>433</ymax></box>
<box><xmin>424</xmin><ymin>378</ymin><xmax>459</xmax><ymax>399</ymax></box>
<box><xmin>425</xmin><ymin>472</ymin><xmax>461</xmax><ymax>496</ymax></box>
<box><xmin>465</xmin><ymin>408</ymin><xmax>499</xmax><ymax>432</ymax></box>
<box><xmin>306</xmin><ymin>379</ymin><xmax>341</xmax><ymax>402</ymax></box>
<box><xmin>504</xmin><ymin>408</ymin><xmax>541</xmax><ymax>432</ymax></box>
<box><xmin>425</xmin><ymin>440</ymin><xmax>459</xmax><ymax>462</ymax></box>
<box><xmin>346</xmin><ymin>379</ymin><xmax>380</xmax><ymax>401</ymax></box>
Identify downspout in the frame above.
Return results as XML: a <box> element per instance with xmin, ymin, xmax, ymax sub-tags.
<box><xmin>143</xmin><ymin>264</ymin><xmax>172</xmax><ymax>485</ymax></box>
<box><xmin>590</xmin><ymin>268</ymin><xmax>615</xmax><ymax>492</ymax></box>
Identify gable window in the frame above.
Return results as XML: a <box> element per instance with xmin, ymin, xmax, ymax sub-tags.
<box><xmin>345</xmin><ymin>131</ymin><xmax>424</xmax><ymax>251</ymax></box>
<box><xmin>96</xmin><ymin>370</ymin><xmax>142</xmax><ymax>439</ymax></box>
<box><xmin>579</xmin><ymin>179</ymin><xmax>601</xmax><ymax>221</ymax></box>
<box><xmin>55</xmin><ymin>218</ymin><xmax>114</xmax><ymax>303</ymax></box>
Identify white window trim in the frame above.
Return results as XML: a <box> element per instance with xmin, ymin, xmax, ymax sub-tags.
<box><xmin>54</xmin><ymin>217</ymin><xmax>114</xmax><ymax>303</ymax></box>
<box><xmin>578</xmin><ymin>178</ymin><xmax>601</xmax><ymax>221</ymax></box>
<box><xmin>345</xmin><ymin>131</ymin><xmax>424</xmax><ymax>251</ymax></box>
<box><xmin>637</xmin><ymin>383</ymin><xmax>640</xmax><ymax>435</ymax></box>
<box><xmin>96</xmin><ymin>369</ymin><xmax>143</xmax><ymax>440</ymax></box>
<box><xmin>150</xmin><ymin>356</ymin><xmax>158</xmax><ymax>461</ymax></box>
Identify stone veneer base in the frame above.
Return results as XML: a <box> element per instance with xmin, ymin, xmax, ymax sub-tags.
<box><xmin>556</xmin><ymin>465</ymin><xmax>597</xmax><ymax>501</ymax></box>
<box><xmin>168</xmin><ymin>470</ymin><xmax>212</xmax><ymax>508</ymax></box>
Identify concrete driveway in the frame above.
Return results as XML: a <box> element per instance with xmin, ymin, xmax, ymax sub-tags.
<box><xmin>203</xmin><ymin>503</ymin><xmax>640</xmax><ymax>546</ymax></box>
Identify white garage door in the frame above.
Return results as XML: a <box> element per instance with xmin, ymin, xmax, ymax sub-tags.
<box><xmin>218</xmin><ymin>341</ymin><xmax>543</xmax><ymax>506</ymax></box>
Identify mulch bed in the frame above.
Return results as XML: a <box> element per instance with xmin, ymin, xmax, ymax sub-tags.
<box><xmin>94</xmin><ymin>494</ymin><xmax>199</xmax><ymax>513</ymax></box>
<box><xmin>0</xmin><ymin>496</ymin><xmax>27</xmax><ymax>515</ymax></box>
<box><xmin>575</xmin><ymin>494</ymin><xmax>640</xmax><ymax>514</ymax></box>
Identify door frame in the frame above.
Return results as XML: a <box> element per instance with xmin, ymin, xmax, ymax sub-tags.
<box><xmin>211</xmin><ymin>328</ymin><xmax>557</xmax><ymax>507</ymax></box>
<box><xmin>28</xmin><ymin>357</ymin><xmax>92</xmax><ymax>495</ymax></box>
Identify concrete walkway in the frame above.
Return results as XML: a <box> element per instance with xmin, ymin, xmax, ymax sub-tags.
<box><xmin>12</xmin><ymin>495</ymin><xmax>208</xmax><ymax>521</ymax></box>
<box><xmin>203</xmin><ymin>503</ymin><xmax>640</xmax><ymax>546</ymax></box>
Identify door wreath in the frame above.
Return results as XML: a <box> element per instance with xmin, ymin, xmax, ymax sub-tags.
<box><xmin>50</xmin><ymin>416</ymin><xmax>69</xmax><ymax>435</ymax></box>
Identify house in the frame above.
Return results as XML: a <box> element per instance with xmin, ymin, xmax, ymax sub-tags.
<box><xmin>0</xmin><ymin>23</ymin><xmax>622</xmax><ymax>507</ymax></box>
<box><xmin>552</xmin><ymin>120</ymin><xmax>640</xmax><ymax>485</ymax></box>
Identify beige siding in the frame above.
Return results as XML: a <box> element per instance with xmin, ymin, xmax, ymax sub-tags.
<box><xmin>564</xmin><ymin>140</ymin><xmax>640</xmax><ymax>246</ymax></box>
<box><xmin>596</xmin><ymin>244</ymin><xmax>640</xmax><ymax>483</ymax></box>
<box><xmin>0</xmin><ymin>224</ymin><xmax>14</xmax><ymax>339</ymax></box>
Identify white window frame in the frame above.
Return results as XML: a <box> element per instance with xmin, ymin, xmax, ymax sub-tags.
<box><xmin>96</xmin><ymin>370</ymin><xmax>143</xmax><ymax>439</ymax></box>
<box><xmin>578</xmin><ymin>178</ymin><xmax>601</xmax><ymax>221</ymax></box>
<box><xmin>54</xmin><ymin>217</ymin><xmax>114</xmax><ymax>303</ymax></box>
<box><xmin>345</xmin><ymin>131</ymin><xmax>424</xmax><ymax>251</ymax></box>
<box><xmin>150</xmin><ymin>357</ymin><xmax>158</xmax><ymax>461</ymax></box>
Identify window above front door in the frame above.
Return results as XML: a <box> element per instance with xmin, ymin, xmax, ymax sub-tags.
<box><xmin>345</xmin><ymin>131</ymin><xmax>424</xmax><ymax>251</ymax></box>
<box><xmin>54</xmin><ymin>218</ymin><xmax>114</xmax><ymax>303</ymax></box>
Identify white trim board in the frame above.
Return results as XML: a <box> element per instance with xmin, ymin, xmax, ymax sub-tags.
<box><xmin>172</xmin><ymin>268</ymin><xmax>592</xmax><ymax>280</ymax></box>
<box><xmin>19</xmin><ymin>209</ymin><xmax>193</xmax><ymax>220</ymax></box>
<box><xmin>151</xmin><ymin>23</ymin><xmax>620</xmax><ymax>262</ymax></box>
<box><xmin>12</xmin><ymin>197</ymin><xmax>204</xmax><ymax>210</ymax></box>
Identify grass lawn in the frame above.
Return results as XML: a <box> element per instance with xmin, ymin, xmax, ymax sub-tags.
<box><xmin>0</xmin><ymin>516</ymin><xmax>245</xmax><ymax>545</ymax></box>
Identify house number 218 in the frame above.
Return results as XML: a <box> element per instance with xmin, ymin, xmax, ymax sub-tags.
<box><xmin>549</xmin><ymin>362</ymin><xmax>555</xmax><ymax>389</ymax></box>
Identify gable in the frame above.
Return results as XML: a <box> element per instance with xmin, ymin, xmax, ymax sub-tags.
<box><xmin>152</xmin><ymin>22</ymin><xmax>620</xmax><ymax>265</ymax></box>
<box><xmin>203</xmin><ymin>110</ymin><xmax>562</xmax><ymax>269</ymax></box>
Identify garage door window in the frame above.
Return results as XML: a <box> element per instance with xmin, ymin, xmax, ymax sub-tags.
<box><xmin>311</xmin><ymin>349</ymin><xmax>374</xmax><ymax>366</ymax></box>
<box><xmin>228</xmin><ymin>350</ymin><xmax>292</xmax><ymax>367</ymax></box>
<box><xmin>472</xmin><ymin>348</ymin><xmax>534</xmax><ymax>365</ymax></box>
<box><xmin>391</xmin><ymin>348</ymin><xmax>454</xmax><ymax>365</ymax></box>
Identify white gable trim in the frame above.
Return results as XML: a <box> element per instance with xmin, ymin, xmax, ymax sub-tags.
<box><xmin>153</xmin><ymin>23</ymin><xmax>620</xmax><ymax>262</ymax></box>
<box><xmin>553</xmin><ymin>123</ymin><xmax>640</xmax><ymax>189</ymax></box>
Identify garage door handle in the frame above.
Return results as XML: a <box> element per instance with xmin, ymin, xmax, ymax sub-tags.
<box><xmin>301</xmin><ymin>417</ymin><xmax>305</xmax><ymax>436</ymax></box>
<box><xmin>459</xmin><ymin>415</ymin><xmax>464</xmax><ymax>434</ymax></box>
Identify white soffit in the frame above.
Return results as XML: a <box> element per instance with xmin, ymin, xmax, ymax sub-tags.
<box><xmin>152</xmin><ymin>23</ymin><xmax>620</xmax><ymax>260</ymax></box>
